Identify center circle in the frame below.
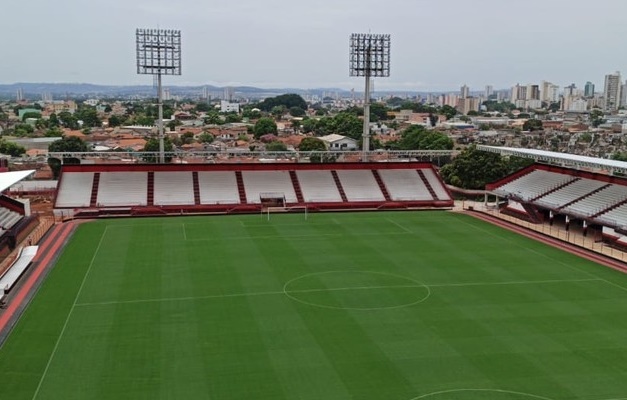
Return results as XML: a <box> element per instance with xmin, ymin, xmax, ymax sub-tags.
<box><xmin>283</xmin><ymin>271</ymin><xmax>430</xmax><ymax>310</ymax></box>
<box><xmin>410</xmin><ymin>389</ymin><xmax>556</xmax><ymax>400</ymax></box>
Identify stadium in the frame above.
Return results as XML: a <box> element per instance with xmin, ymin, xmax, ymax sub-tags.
<box><xmin>0</xmin><ymin>145</ymin><xmax>626</xmax><ymax>400</ymax></box>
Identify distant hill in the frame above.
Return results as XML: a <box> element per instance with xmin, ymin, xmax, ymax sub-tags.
<box><xmin>0</xmin><ymin>82</ymin><xmax>357</xmax><ymax>100</ymax></box>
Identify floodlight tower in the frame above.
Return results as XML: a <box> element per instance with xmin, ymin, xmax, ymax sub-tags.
<box><xmin>349</xmin><ymin>33</ymin><xmax>390</xmax><ymax>161</ymax></box>
<box><xmin>136</xmin><ymin>28</ymin><xmax>182</xmax><ymax>163</ymax></box>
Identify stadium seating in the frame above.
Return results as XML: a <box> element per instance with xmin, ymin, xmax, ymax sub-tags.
<box><xmin>55</xmin><ymin>163</ymin><xmax>455</xmax><ymax>215</ymax></box>
<box><xmin>153</xmin><ymin>171</ymin><xmax>195</xmax><ymax>205</ymax></box>
<box><xmin>562</xmin><ymin>184</ymin><xmax>627</xmax><ymax>217</ymax></box>
<box><xmin>55</xmin><ymin>172</ymin><xmax>94</xmax><ymax>208</ymax></box>
<box><xmin>296</xmin><ymin>170</ymin><xmax>343</xmax><ymax>202</ymax></box>
<box><xmin>197</xmin><ymin>171</ymin><xmax>240</xmax><ymax>205</ymax></box>
<box><xmin>494</xmin><ymin>170</ymin><xmax>576</xmax><ymax>200</ymax></box>
<box><xmin>533</xmin><ymin>178</ymin><xmax>608</xmax><ymax>209</ymax></box>
<box><xmin>335</xmin><ymin>170</ymin><xmax>385</xmax><ymax>202</ymax></box>
<box><xmin>378</xmin><ymin>169</ymin><xmax>433</xmax><ymax>201</ymax></box>
<box><xmin>421</xmin><ymin>169</ymin><xmax>452</xmax><ymax>200</ymax></box>
<box><xmin>0</xmin><ymin>207</ymin><xmax>22</xmax><ymax>231</ymax></box>
<box><xmin>241</xmin><ymin>171</ymin><xmax>298</xmax><ymax>203</ymax></box>
<box><xmin>596</xmin><ymin>201</ymin><xmax>627</xmax><ymax>227</ymax></box>
<box><xmin>97</xmin><ymin>172</ymin><xmax>148</xmax><ymax>206</ymax></box>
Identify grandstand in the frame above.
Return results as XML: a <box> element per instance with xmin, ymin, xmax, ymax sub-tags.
<box><xmin>53</xmin><ymin>162</ymin><xmax>453</xmax><ymax>217</ymax></box>
<box><xmin>482</xmin><ymin>146</ymin><xmax>627</xmax><ymax>248</ymax></box>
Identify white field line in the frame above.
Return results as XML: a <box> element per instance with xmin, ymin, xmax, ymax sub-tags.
<box><xmin>74</xmin><ymin>277</ymin><xmax>602</xmax><ymax>308</ymax></box>
<box><xmin>184</xmin><ymin>231</ymin><xmax>413</xmax><ymax>241</ymax></box>
<box><xmin>31</xmin><ymin>226</ymin><xmax>109</xmax><ymax>400</ymax></box>
<box><xmin>387</xmin><ymin>218</ymin><xmax>413</xmax><ymax>233</ymax></box>
<box><xmin>181</xmin><ymin>223</ymin><xmax>187</xmax><ymax>240</ymax></box>
<box><xmin>453</xmin><ymin>215</ymin><xmax>627</xmax><ymax>295</ymax></box>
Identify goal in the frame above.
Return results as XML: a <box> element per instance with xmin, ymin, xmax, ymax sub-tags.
<box><xmin>263</xmin><ymin>205</ymin><xmax>308</xmax><ymax>221</ymax></box>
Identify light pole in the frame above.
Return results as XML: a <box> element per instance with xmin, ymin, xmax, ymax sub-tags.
<box><xmin>349</xmin><ymin>33</ymin><xmax>390</xmax><ymax>161</ymax></box>
<box><xmin>136</xmin><ymin>29</ymin><xmax>182</xmax><ymax>163</ymax></box>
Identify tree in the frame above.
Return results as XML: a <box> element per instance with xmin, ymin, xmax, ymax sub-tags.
<box><xmin>265</xmin><ymin>141</ymin><xmax>287</xmax><ymax>151</ymax></box>
<box><xmin>58</xmin><ymin>111</ymin><xmax>80</xmax><ymax>130</ymax></box>
<box><xmin>142</xmin><ymin>137</ymin><xmax>174</xmax><ymax>163</ymax></box>
<box><xmin>369</xmin><ymin>103</ymin><xmax>390</xmax><ymax>122</ymax></box>
<box><xmin>204</xmin><ymin>111</ymin><xmax>224</xmax><ymax>125</ymax></box>
<box><xmin>590</xmin><ymin>109</ymin><xmax>606</xmax><ymax>128</ymax></box>
<box><xmin>108</xmin><ymin>115</ymin><xmax>126</xmax><ymax>128</ymax></box>
<box><xmin>257</xmin><ymin>94</ymin><xmax>307</xmax><ymax>112</ymax></box>
<box><xmin>301</xmin><ymin>118</ymin><xmax>317</xmax><ymax>133</ymax></box>
<box><xmin>45</xmin><ymin>127</ymin><xmax>64</xmax><ymax>137</ymax></box>
<box><xmin>75</xmin><ymin>106</ymin><xmax>101</xmax><ymax>128</ymax></box>
<box><xmin>271</xmin><ymin>105</ymin><xmax>286</xmax><ymax>120</ymax></box>
<box><xmin>0</xmin><ymin>139</ymin><xmax>26</xmax><ymax>157</ymax></box>
<box><xmin>387</xmin><ymin>125</ymin><xmax>453</xmax><ymax>150</ymax></box>
<box><xmin>48</xmin><ymin>113</ymin><xmax>60</xmax><ymax>128</ymax></box>
<box><xmin>298</xmin><ymin>137</ymin><xmax>326</xmax><ymax>151</ymax></box>
<box><xmin>439</xmin><ymin>145</ymin><xmax>531</xmax><ymax>190</ymax></box>
<box><xmin>195</xmin><ymin>102</ymin><xmax>211</xmax><ymax>113</ymax></box>
<box><xmin>522</xmin><ymin>118</ymin><xmax>543</xmax><ymax>131</ymax></box>
<box><xmin>289</xmin><ymin>106</ymin><xmax>306</xmax><ymax>117</ymax></box>
<box><xmin>48</xmin><ymin>136</ymin><xmax>90</xmax><ymax>153</ymax></box>
<box><xmin>198</xmin><ymin>132</ymin><xmax>214</xmax><ymax>144</ymax></box>
<box><xmin>253</xmin><ymin>117</ymin><xmax>277</xmax><ymax>138</ymax></box>
<box><xmin>21</xmin><ymin>111</ymin><xmax>42</xmax><ymax>121</ymax></box>
<box><xmin>104</xmin><ymin>105</ymin><xmax>113</xmax><ymax>113</ymax></box>
<box><xmin>224</xmin><ymin>113</ymin><xmax>242</xmax><ymax>123</ymax></box>
<box><xmin>440</xmin><ymin>105</ymin><xmax>458</xmax><ymax>120</ymax></box>
<box><xmin>167</xmin><ymin>119</ymin><xmax>183</xmax><ymax>131</ymax></box>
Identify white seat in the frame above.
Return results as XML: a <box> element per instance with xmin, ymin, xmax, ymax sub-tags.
<box><xmin>55</xmin><ymin>172</ymin><xmax>94</xmax><ymax>207</ymax></box>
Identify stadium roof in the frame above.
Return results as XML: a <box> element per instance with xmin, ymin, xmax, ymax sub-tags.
<box><xmin>477</xmin><ymin>146</ymin><xmax>627</xmax><ymax>175</ymax></box>
<box><xmin>0</xmin><ymin>170</ymin><xmax>36</xmax><ymax>193</ymax></box>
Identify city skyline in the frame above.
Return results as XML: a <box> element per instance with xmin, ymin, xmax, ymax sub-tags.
<box><xmin>2</xmin><ymin>0</ymin><xmax>627</xmax><ymax>91</ymax></box>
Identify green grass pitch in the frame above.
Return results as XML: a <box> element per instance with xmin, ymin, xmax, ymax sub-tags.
<box><xmin>1</xmin><ymin>211</ymin><xmax>627</xmax><ymax>400</ymax></box>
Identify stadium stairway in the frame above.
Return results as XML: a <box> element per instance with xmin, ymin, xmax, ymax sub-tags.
<box><xmin>371</xmin><ymin>170</ymin><xmax>392</xmax><ymax>201</ymax></box>
<box><xmin>235</xmin><ymin>171</ymin><xmax>247</xmax><ymax>203</ymax></box>
<box><xmin>192</xmin><ymin>171</ymin><xmax>201</xmax><ymax>205</ymax></box>
<box><xmin>289</xmin><ymin>171</ymin><xmax>305</xmax><ymax>203</ymax></box>
<box><xmin>330</xmin><ymin>171</ymin><xmax>348</xmax><ymax>202</ymax></box>
<box><xmin>147</xmin><ymin>172</ymin><xmax>154</xmax><ymax>206</ymax></box>
<box><xmin>89</xmin><ymin>172</ymin><xmax>100</xmax><ymax>207</ymax></box>
<box><xmin>417</xmin><ymin>170</ymin><xmax>439</xmax><ymax>200</ymax></box>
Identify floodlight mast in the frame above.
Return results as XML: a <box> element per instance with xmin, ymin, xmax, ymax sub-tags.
<box><xmin>136</xmin><ymin>29</ymin><xmax>182</xmax><ymax>163</ymax></box>
<box><xmin>349</xmin><ymin>33</ymin><xmax>390</xmax><ymax>161</ymax></box>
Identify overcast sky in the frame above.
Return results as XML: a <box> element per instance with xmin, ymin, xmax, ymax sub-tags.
<box><xmin>2</xmin><ymin>0</ymin><xmax>627</xmax><ymax>92</ymax></box>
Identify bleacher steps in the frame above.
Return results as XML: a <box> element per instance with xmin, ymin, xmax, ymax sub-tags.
<box><xmin>289</xmin><ymin>171</ymin><xmax>305</xmax><ymax>203</ymax></box>
<box><xmin>416</xmin><ymin>170</ymin><xmax>439</xmax><ymax>201</ymax></box>
<box><xmin>89</xmin><ymin>173</ymin><xmax>100</xmax><ymax>207</ymax></box>
<box><xmin>330</xmin><ymin>171</ymin><xmax>348</xmax><ymax>202</ymax></box>
<box><xmin>235</xmin><ymin>171</ymin><xmax>247</xmax><ymax>203</ymax></box>
<box><xmin>192</xmin><ymin>171</ymin><xmax>201</xmax><ymax>205</ymax></box>
<box><xmin>147</xmin><ymin>172</ymin><xmax>154</xmax><ymax>206</ymax></box>
<box><xmin>371</xmin><ymin>170</ymin><xmax>392</xmax><ymax>201</ymax></box>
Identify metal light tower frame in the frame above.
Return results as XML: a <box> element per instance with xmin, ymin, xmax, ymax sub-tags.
<box><xmin>136</xmin><ymin>28</ymin><xmax>182</xmax><ymax>163</ymax></box>
<box><xmin>349</xmin><ymin>33</ymin><xmax>390</xmax><ymax>161</ymax></box>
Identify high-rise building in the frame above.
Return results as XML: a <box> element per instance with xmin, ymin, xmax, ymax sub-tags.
<box><xmin>527</xmin><ymin>84</ymin><xmax>540</xmax><ymax>100</ymax></box>
<box><xmin>511</xmin><ymin>84</ymin><xmax>526</xmax><ymax>103</ymax></box>
<box><xmin>485</xmin><ymin>85</ymin><xmax>493</xmax><ymax>98</ymax></box>
<box><xmin>16</xmin><ymin>88</ymin><xmax>24</xmax><ymax>102</ymax></box>
<box><xmin>584</xmin><ymin>81</ymin><xmax>595</xmax><ymax>98</ymax></box>
<box><xmin>541</xmin><ymin>81</ymin><xmax>559</xmax><ymax>103</ymax></box>
<box><xmin>564</xmin><ymin>83</ymin><xmax>577</xmax><ymax>97</ymax></box>
<box><xmin>604</xmin><ymin>71</ymin><xmax>622</xmax><ymax>111</ymax></box>
<box><xmin>224</xmin><ymin>87</ymin><xmax>234</xmax><ymax>102</ymax></box>
<box><xmin>460</xmin><ymin>84</ymin><xmax>469</xmax><ymax>99</ymax></box>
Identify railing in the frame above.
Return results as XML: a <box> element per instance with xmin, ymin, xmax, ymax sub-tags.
<box><xmin>48</xmin><ymin>150</ymin><xmax>454</xmax><ymax>164</ymax></box>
